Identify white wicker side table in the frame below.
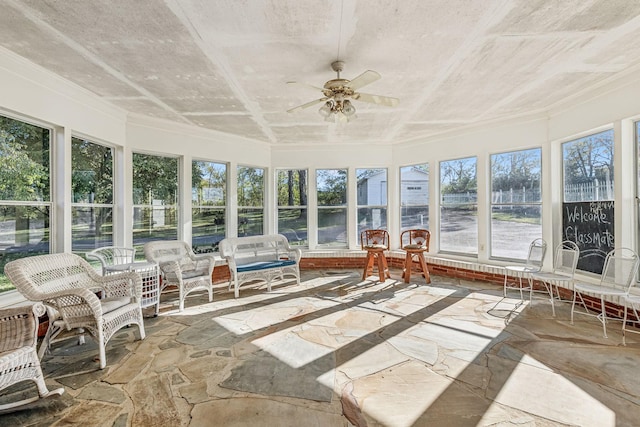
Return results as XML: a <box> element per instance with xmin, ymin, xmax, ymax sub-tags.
<box><xmin>105</xmin><ymin>261</ymin><xmax>160</xmax><ymax>316</ymax></box>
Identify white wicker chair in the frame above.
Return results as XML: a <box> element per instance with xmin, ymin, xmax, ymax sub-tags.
<box><xmin>144</xmin><ymin>240</ymin><xmax>214</xmax><ymax>312</ymax></box>
<box><xmin>87</xmin><ymin>246</ymin><xmax>161</xmax><ymax>317</ymax></box>
<box><xmin>86</xmin><ymin>246</ymin><xmax>136</xmax><ymax>275</ymax></box>
<box><xmin>4</xmin><ymin>253</ymin><xmax>146</xmax><ymax>370</ymax></box>
<box><xmin>0</xmin><ymin>303</ymin><xmax>64</xmax><ymax>411</ymax></box>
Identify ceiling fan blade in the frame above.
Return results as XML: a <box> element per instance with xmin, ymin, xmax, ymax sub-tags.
<box><xmin>287</xmin><ymin>97</ymin><xmax>328</xmax><ymax>113</ymax></box>
<box><xmin>353</xmin><ymin>92</ymin><xmax>399</xmax><ymax>107</ymax></box>
<box><xmin>345</xmin><ymin>70</ymin><xmax>381</xmax><ymax>91</ymax></box>
<box><xmin>287</xmin><ymin>81</ymin><xmax>325</xmax><ymax>92</ymax></box>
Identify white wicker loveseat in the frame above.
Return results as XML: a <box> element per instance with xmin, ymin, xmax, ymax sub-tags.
<box><xmin>143</xmin><ymin>240</ymin><xmax>215</xmax><ymax>312</ymax></box>
<box><xmin>4</xmin><ymin>253</ymin><xmax>146</xmax><ymax>370</ymax></box>
<box><xmin>219</xmin><ymin>234</ymin><xmax>301</xmax><ymax>298</ymax></box>
<box><xmin>0</xmin><ymin>303</ymin><xmax>64</xmax><ymax>411</ymax></box>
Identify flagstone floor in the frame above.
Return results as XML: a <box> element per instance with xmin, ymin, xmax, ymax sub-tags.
<box><xmin>3</xmin><ymin>268</ymin><xmax>640</xmax><ymax>427</ymax></box>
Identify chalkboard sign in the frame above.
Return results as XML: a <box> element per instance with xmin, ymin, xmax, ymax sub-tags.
<box><xmin>562</xmin><ymin>201</ymin><xmax>614</xmax><ymax>274</ymax></box>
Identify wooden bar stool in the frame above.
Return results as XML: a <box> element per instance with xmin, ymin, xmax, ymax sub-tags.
<box><xmin>401</xmin><ymin>229</ymin><xmax>431</xmax><ymax>284</ymax></box>
<box><xmin>361</xmin><ymin>229</ymin><xmax>390</xmax><ymax>282</ymax></box>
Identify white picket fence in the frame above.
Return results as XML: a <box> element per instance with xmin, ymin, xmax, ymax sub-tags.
<box><xmin>442</xmin><ymin>179</ymin><xmax>613</xmax><ymax>205</ymax></box>
<box><xmin>563</xmin><ymin>179</ymin><xmax>613</xmax><ymax>202</ymax></box>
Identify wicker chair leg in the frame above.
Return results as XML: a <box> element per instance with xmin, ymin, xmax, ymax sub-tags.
<box><xmin>0</xmin><ymin>349</ymin><xmax>64</xmax><ymax>412</ymax></box>
<box><xmin>38</xmin><ymin>319</ymin><xmax>63</xmax><ymax>359</ymax></box>
<box><xmin>34</xmin><ymin>362</ymin><xmax>64</xmax><ymax>400</ymax></box>
<box><xmin>97</xmin><ymin>330</ymin><xmax>107</xmax><ymax>370</ymax></box>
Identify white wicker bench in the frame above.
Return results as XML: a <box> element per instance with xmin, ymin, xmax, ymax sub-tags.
<box><xmin>219</xmin><ymin>234</ymin><xmax>301</xmax><ymax>298</ymax></box>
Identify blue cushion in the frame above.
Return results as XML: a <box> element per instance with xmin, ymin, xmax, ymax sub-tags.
<box><xmin>237</xmin><ymin>259</ymin><xmax>296</xmax><ymax>272</ymax></box>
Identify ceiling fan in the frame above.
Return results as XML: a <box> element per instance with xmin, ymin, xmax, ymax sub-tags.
<box><xmin>287</xmin><ymin>61</ymin><xmax>399</xmax><ymax>122</ymax></box>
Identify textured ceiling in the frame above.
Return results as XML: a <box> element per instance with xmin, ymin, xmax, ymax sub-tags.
<box><xmin>2</xmin><ymin>0</ymin><xmax>640</xmax><ymax>146</ymax></box>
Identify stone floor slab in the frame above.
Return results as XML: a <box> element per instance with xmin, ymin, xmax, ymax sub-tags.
<box><xmin>191</xmin><ymin>397</ymin><xmax>347</xmax><ymax>426</ymax></box>
<box><xmin>7</xmin><ymin>269</ymin><xmax>640</xmax><ymax>426</ymax></box>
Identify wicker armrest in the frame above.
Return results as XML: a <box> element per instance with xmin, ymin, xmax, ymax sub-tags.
<box><xmin>192</xmin><ymin>254</ymin><xmax>215</xmax><ymax>274</ymax></box>
<box><xmin>43</xmin><ymin>287</ymin><xmax>105</xmax><ymax>318</ymax></box>
<box><xmin>159</xmin><ymin>260</ymin><xmax>181</xmax><ymax>274</ymax></box>
<box><xmin>98</xmin><ymin>271</ymin><xmax>143</xmax><ymax>300</ymax></box>
<box><xmin>0</xmin><ymin>303</ymin><xmax>44</xmax><ymax>352</ymax></box>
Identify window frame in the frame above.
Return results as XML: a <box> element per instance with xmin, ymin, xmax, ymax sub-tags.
<box><xmin>71</xmin><ymin>136</ymin><xmax>115</xmax><ymax>255</ymax></box>
<box><xmin>276</xmin><ymin>168</ymin><xmax>309</xmax><ymax>247</ymax></box>
<box><xmin>192</xmin><ymin>159</ymin><xmax>227</xmax><ymax>253</ymax></box>
<box><xmin>439</xmin><ymin>156</ymin><xmax>478</xmax><ymax>256</ymax></box>
<box><xmin>489</xmin><ymin>147</ymin><xmax>542</xmax><ymax>261</ymax></box>
<box><xmin>0</xmin><ymin>112</ymin><xmax>54</xmax><ymax>291</ymax></box>
<box><xmin>356</xmin><ymin>168</ymin><xmax>388</xmax><ymax>242</ymax></box>
<box><xmin>561</xmin><ymin>128</ymin><xmax>615</xmax><ymax>275</ymax></box>
<box><xmin>400</xmin><ymin>163</ymin><xmax>429</xmax><ymax>234</ymax></box>
<box><xmin>131</xmin><ymin>152</ymin><xmax>180</xmax><ymax>252</ymax></box>
<box><xmin>316</xmin><ymin>168</ymin><xmax>348</xmax><ymax>248</ymax></box>
<box><xmin>237</xmin><ymin>164</ymin><xmax>265</xmax><ymax>237</ymax></box>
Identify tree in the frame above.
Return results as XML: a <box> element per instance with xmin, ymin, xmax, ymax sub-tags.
<box><xmin>287</xmin><ymin>170</ymin><xmax>295</xmax><ymax>206</ymax></box>
<box><xmin>441</xmin><ymin>158</ymin><xmax>476</xmax><ymax>194</ymax></box>
<box><xmin>132</xmin><ymin>153</ymin><xmax>179</xmax><ymax>204</ymax></box>
<box><xmin>193</xmin><ymin>161</ymin><xmax>226</xmax><ymax>207</ymax></box>
<box><xmin>491</xmin><ymin>149</ymin><xmax>541</xmax><ymax>192</ymax></box>
<box><xmin>72</xmin><ymin>138</ymin><xmax>114</xmax><ymax>238</ymax></box>
<box><xmin>237</xmin><ymin>166</ymin><xmax>264</xmax><ymax>207</ymax></box>
<box><xmin>0</xmin><ymin>117</ymin><xmax>50</xmax><ymax>247</ymax></box>
<box><xmin>317</xmin><ymin>169</ymin><xmax>347</xmax><ymax>205</ymax></box>
<box><xmin>563</xmin><ymin>132</ymin><xmax>613</xmax><ymax>185</ymax></box>
<box><xmin>0</xmin><ymin>130</ymin><xmax>48</xmax><ymax>201</ymax></box>
<box><xmin>277</xmin><ymin>169</ymin><xmax>307</xmax><ymax>207</ymax></box>
<box><xmin>132</xmin><ymin>153</ymin><xmax>181</xmax><ymax>235</ymax></box>
<box><xmin>298</xmin><ymin>170</ymin><xmax>307</xmax><ymax>206</ymax></box>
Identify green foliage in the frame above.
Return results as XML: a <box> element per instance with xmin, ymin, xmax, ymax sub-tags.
<box><xmin>237</xmin><ymin>166</ymin><xmax>264</xmax><ymax>207</ymax></box>
<box><xmin>441</xmin><ymin>158</ymin><xmax>476</xmax><ymax>194</ymax></box>
<box><xmin>0</xmin><ymin>118</ymin><xmax>49</xmax><ymax>202</ymax></box>
<box><xmin>72</xmin><ymin>137</ymin><xmax>113</xmax><ymax>203</ymax></box>
<box><xmin>193</xmin><ymin>161</ymin><xmax>226</xmax><ymax>206</ymax></box>
<box><xmin>277</xmin><ymin>169</ymin><xmax>307</xmax><ymax>206</ymax></box>
<box><xmin>317</xmin><ymin>169</ymin><xmax>347</xmax><ymax>205</ymax></box>
<box><xmin>132</xmin><ymin>153</ymin><xmax>179</xmax><ymax>204</ymax></box>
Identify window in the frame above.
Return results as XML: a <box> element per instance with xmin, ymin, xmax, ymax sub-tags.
<box><xmin>400</xmin><ymin>163</ymin><xmax>429</xmax><ymax>233</ymax></box>
<box><xmin>357</xmin><ymin>168</ymin><xmax>387</xmax><ymax>240</ymax></box>
<box><xmin>237</xmin><ymin>166</ymin><xmax>264</xmax><ymax>237</ymax></box>
<box><xmin>192</xmin><ymin>160</ymin><xmax>226</xmax><ymax>253</ymax></box>
<box><xmin>562</xmin><ymin>129</ymin><xmax>614</xmax><ymax>274</ymax></box>
<box><xmin>132</xmin><ymin>153</ymin><xmax>178</xmax><ymax>254</ymax></box>
<box><xmin>316</xmin><ymin>169</ymin><xmax>347</xmax><ymax>247</ymax></box>
<box><xmin>277</xmin><ymin>169</ymin><xmax>308</xmax><ymax>246</ymax></box>
<box><xmin>490</xmin><ymin>148</ymin><xmax>542</xmax><ymax>260</ymax></box>
<box><xmin>72</xmin><ymin>137</ymin><xmax>114</xmax><ymax>254</ymax></box>
<box><xmin>440</xmin><ymin>157</ymin><xmax>477</xmax><ymax>254</ymax></box>
<box><xmin>563</xmin><ymin>130</ymin><xmax>614</xmax><ymax>202</ymax></box>
<box><xmin>637</xmin><ymin>122</ymin><xmax>640</xmax><ymax>271</ymax></box>
<box><xmin>0</xmin><ymin>114</ymin><xmax>51</xmax><ymax>291</ymax></box>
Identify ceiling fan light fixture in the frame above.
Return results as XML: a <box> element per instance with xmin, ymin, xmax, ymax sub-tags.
<box><xmin>288</xmin><ymin>61</ymin><xmax>398</xmax><ymax>123</ymax></box>
<box><xmin>318</xmin><ymin>99</ymin><xmax>357</xmax><ymax>122</ymax></box>
<box><xmin>319</xmin><ymin>101</ymin><xmax>333</xmax><ymax>117</ymax></box>
<box><xmin>343</xmin><ymin>100</ymin><xmax>356</xmax><ymax>117</ymax></box>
